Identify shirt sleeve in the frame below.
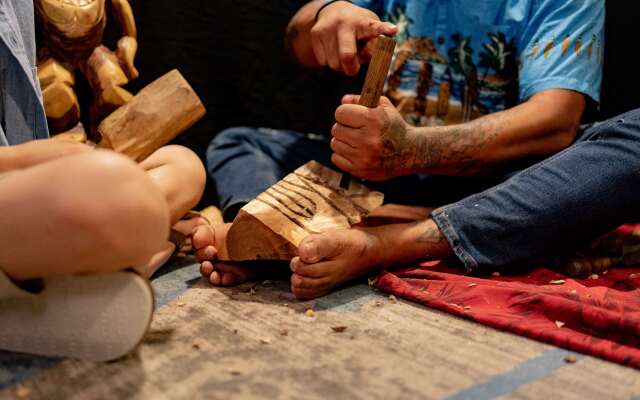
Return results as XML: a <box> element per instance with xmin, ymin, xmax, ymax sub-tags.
<box><xmin>518</xmin><ymin>0</ymin><xmax>605</xmax><ymax>103</ymax></box>
<box><xmin>350</xmin><ymin>0</ymin><xmax>385</xmax><ymax>15</ymax></box>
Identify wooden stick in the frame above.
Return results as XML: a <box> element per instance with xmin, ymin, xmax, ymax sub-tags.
<box><xmin>97</xmin><ymin>69</ymin><xmax>205</xmax><ymax>162</ymax></box>
<box><xmin>358</xmin><ymin>35</ymin><xmax>396</xmax><ymax>107</ymax></box>
<box><xmin>340</xmin><ymin>35</ymin><xmax>396</xmax><ymax>189</ymax></box>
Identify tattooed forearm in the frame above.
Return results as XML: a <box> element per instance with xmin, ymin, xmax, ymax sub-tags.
<box><xmin>416</xmin><ymin>225</ymin><xmax>446</xmax><ymax>244</ymax></box>
<box><xmin>415</xmin><ymin>113</ymin><xmax>506</xmax><ymax>176</ymax></box>
<box><xmin>380</xmin><ymin>112</ymin><xmax>507</xmax><ymax>177</ymax></box>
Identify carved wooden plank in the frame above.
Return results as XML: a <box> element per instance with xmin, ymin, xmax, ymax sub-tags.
<box><xmin>218</xmin><ymin>161</ymin><xmax>384</xmax><ymax>261</ymax></box>
<box><xmin>97</xmin><ymin>69</ymin><xmax>205</xmax><ymax>162</ymax></box>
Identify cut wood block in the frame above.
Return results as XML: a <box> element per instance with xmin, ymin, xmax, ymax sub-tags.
<box><xmin>218</xmin><ymin>161</ymin><xmax>384</xmax><ymax>261</ymax></box>
<box><xmin>97</xmin><ymin>69</ymin><xmax>205</xmax><ymax>162</ymax></box>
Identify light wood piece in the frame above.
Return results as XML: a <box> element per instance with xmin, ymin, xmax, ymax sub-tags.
<box><xmin>218</xmin><ymin>161</ymin><xmax>384</xmax><ymax>261</ymax></box>
<box><xmin>97</xmin><ymin>70</ymin><xmax>205</xmax><ymax>162</ymax></box>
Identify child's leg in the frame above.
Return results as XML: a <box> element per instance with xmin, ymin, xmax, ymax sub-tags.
<box><xmin>139</xmin><ymin>145</ymin><xmax>206</xmax><ymax>225</ymax></box>
<box><xmin>0</xmin><ymin>150</ymin><xmax>170</xmax><ymax>280</ymax></box>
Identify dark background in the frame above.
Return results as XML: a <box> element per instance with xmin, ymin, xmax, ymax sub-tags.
<box><xmin>122</xmin><ymin>1</ymin><xmax>636</xmax><ymax>204</ymax></box>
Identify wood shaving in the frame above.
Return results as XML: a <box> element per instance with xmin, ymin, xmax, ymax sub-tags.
<box><xmin>176</xmin><ymin>302</ymin><xmax>186</xmax><ymax>307</ymax></box>
<box><xmin>249</xmin><ymin>287</ymin><xmax>257</xmax><ymax>295</ymax></box>
<box><xmin>262</xmin><ymin>280</ymin><xmax>273</xmax><ymax>285</ymax></box>
<box><xmin>549</xmin><ymin>280</ymin><xmax>566</xmax><ymax>285</ymax></box>
<box><xmin>305</xmin><ymin>309</ymin><xmax>316</xmax><ymax>318</ymax></box>
<box><xmin>630</xmin><ymin>273</ymin><xmax>640</xmax><ymax>279</ymax></box>
<box><xmin>331</xmin><ymin>326</ymin><xmax>348</xmax><ymax>333</ymax></box>
<box><xmin>16</xmin><ymin>386</ymin><xmax>31</xmax><ymax>398</ymax></box>
<box><xmin>368</xmin><ymin>277</ymin><xmax>378</xmax><ymax>286</ymax></box>
<box><xmin>555</xmin><ymin>320</ymin><xmax>565</xmax><ymax>328</ymax></box>
<box><xmin>568</xmin><ymin>289</ymin><xmax>577</xmax><ymax>295</ymax></box>
<box><xmin>259</xmin><ymin>337</ymin><xmax>271</xmax><ymax>344</ymax></box>
<box><xmin>491</xmin><ymin>272</ymin><xmax>501</xmax><ymax>277</ymax></box>
<box><xmin>468</xmin><ymin>283</ymin><xmax>477</xmax><ymax>288</ymax></box>
<box><xmin>589</xmin><ymin>274</ymin><xmax>599</xmax><ymax>280</ymax></box>
<box><xmin>280</xmin><ymin>329</ymin><xmax>289</xmax><ymax>336</ymax></box>
<box><xmin>564</xmin><ymin>354</ymin><xmax>577</xmax><ymax>363</ymax></box>
<box><xmin>375</xmin><ymin>300</ymin><xmax>384</xmax><ymax>307</ymax></box>
<box><xmin>229</xmin><ymin>370</ymin><xmax>242</xmax><ymax>376</ymax></box>
<box><xmin>388</xmin><ymin>295</ymin><xmax>397</xmax><ymax>303</ymax></box>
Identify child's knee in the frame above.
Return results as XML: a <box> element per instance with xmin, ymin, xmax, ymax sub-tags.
<box><xmin>54</xmin><ymin>151</ymin><xmax>170</xmax><ymax>262</ymax></box>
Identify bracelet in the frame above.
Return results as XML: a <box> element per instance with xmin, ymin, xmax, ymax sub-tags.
<box><xmin>314</xmin><ymin>0</ymin><xmax>353</xmax><ymax>22</ymax></box>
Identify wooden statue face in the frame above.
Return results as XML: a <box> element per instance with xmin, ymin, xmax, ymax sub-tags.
<box><xmin>35</xmin><ymin>0</ymin><xmax>105</xmax><ymax>39</ymax></box>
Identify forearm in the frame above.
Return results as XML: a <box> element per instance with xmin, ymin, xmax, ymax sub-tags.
<box><xmin>401</xmin><ymin>91</ymin><xmax>585</xmax><ymax>176</ymax></box>
<box><xmin>0</xmin><ymin>140</ymin><xmax>92</xmax><ymax>172</ymax></box>
<box><xmin>286</xmin><ymin>0</ymin><xmax>326</xmax><ymax>67</ymax></box>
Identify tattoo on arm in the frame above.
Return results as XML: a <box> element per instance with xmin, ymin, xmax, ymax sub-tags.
<box><xmin>380</xmin><ymin>111</ymin><xmax>507</xmax><ymax>177</ymax></box>
<box><xmin>415</xmin><ymin>222</ymin><xmax>445</xmax><ymax>244</ymax></box>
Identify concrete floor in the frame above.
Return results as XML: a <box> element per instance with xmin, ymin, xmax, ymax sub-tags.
<box><xmin>2</xmin><ymin>258</ymin><xmax>640</xmax><ymax>400</ymax></box>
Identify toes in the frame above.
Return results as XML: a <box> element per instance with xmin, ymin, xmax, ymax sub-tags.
<box><xmin>291</xmin><ymin>283</ymin><xmax>330</xmax><ymax>300</ymax></box>
<box><xmin>209</xmin><ymin>270</ymin><xmax>222</xmax><ymax>285</ymax></box>
<box><xmin>221</xmin><ymin>272</ymin><xmax>238</xmax><ymax>286</ymax></box>
<box><xmin>195</xmin><ymin>245</ymin><xmax>217</xmax><ymax>262</ymax></box>
<box><xmin>192</xmin><ymin>225</ymin><xmax>215</xmax><ymax>250</ymax></box>
<box><xmin>200</xmin><ymin>260</ymin><xmax>214</xmax><ymax>277</ymax></box>
<box><xmin>291</xmin><ymin>273</ymin><xmax>330</xmax><ymax>290</ymax></box>
<box><xmin>290</xmin><ymin>257</ymin><xmax>327</xmax><ymax>278</ymax></box>
<box><xmin>298</xmin><ymin>233</ymin><xmax>343</xmax><ymax>263</ymax></box>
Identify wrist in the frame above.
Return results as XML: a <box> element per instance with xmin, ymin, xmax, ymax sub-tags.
<box><xmin>314</xmin><ymin>0</ymin><xmax>353</xmax><ymax>22</ymax></box>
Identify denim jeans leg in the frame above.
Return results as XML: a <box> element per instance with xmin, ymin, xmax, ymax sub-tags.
<box><xmin>206</xmin><ymin>127</ymin><xmax>332</xmax><ymax>220</ymax></box>
<box><xmin>432</xmin><ymin>109</ymin><xmax>640</xmax><ymax>273</ymax></box>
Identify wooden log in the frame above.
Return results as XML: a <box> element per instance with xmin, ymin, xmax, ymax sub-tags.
<box><xmin>97</xmin><ymin>69</ymin><xmax>205</xmax><ymax>162</ymax></box>
<box><xmin>218</xmin><ymin>161</ymin><xmax>384</xmax><ymax>261</ymax></box>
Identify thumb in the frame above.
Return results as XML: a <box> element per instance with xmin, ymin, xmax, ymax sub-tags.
<box><xmin>379</xmin><ymin>96</ymin><xmax>394</xmax><ymax>107</ymax></box>
<box><xmin>341</xmin><ymin>94</ymin><xmax>360</xmax><ymax>104</ymax></box>
<box><xmin>356</xmin><ymin>20</ymin><xmax>397</xmax><ymax>40</ymax></box>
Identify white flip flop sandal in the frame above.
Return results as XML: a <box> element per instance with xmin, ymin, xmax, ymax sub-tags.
<box><xmin>0</xmin><ymin>271</ymin><xmax>153</xmax><ymax>362</ymax></box>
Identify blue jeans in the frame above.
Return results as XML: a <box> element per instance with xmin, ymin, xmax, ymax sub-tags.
<box><xmin>0</xmin><ymin>0</ymin><xmax>49</xmax><ymax>146</ymax></box>
<box><xmin>207</xmin><ymin>110</ymin><xmax>640</xmax><ymax>272</ymax></box>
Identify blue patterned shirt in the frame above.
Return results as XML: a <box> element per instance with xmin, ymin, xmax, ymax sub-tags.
<box><xmin>352</xmin><ymin>0</ymin><xmax>604</xmax><ymax>126</ymax></box>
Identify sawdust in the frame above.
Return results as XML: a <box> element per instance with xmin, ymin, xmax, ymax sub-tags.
<box><xmin>331</xmin><ymin>326</ymin><xmax>348</xmax><ymax>333</ymax></box>
<box><xmin>280</xmin><ymin>329</ymin><xmax>289</xmax><ymax>336</ymax></box>
<box><xmin>564</xmin><ymin>354</ymin><xmax>577</xmax><ymax>363</ymax></box>
<box><xmin>388</xmin><ymin>295</ymin><xmax>397</xmax><ymax>303</ymax></box>
<box><xmin>555</xmin><ymin>321</ymin><xmax>565</xmax><ymax>328</ymax></box>
<box><xmin>589</xmin><ymin>274</ymin><xmax>599</xmax><ymax>280</ymax></box>
<box><xmin>549</xmin><ymin>280</ymin><xmax>566</xmax><ymax>285</ymax></box>
<box><xmin>468</xmin><ymin>283</ymin><xmax>477</xmax><ymax>288</ymax></box>
<box><xmin>491</xmin><ymin>272</ymin><xmax>500</xmax><ymax>277</ymax></box>
<box><xmin>630</xmin><ymin>273</ymin><xmax>640</xmax><ymax>279</ymax></box>
<box><xmin>259</xmin><ymin>337</ymin><xmax>272</xmax><ymax>344</ymax></box>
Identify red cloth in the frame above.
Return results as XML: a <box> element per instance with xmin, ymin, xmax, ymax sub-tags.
<box><xmin>376</xmin><ymin>261</ymin><xmax>640</xmax><ymax>368</ymax></box>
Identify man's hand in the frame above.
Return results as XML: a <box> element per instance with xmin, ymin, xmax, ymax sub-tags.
<box><xmin>330</xmin><ymin>95</ymin><xmax>415</xmax><ymax>180</ymax></box>
<box><xmin>308</xmin><ymin>1</ymin><xmax>397</xmax><ymax>76</ymax></box>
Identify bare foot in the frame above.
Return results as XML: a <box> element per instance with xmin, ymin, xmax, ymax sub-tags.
<box><xmin>289</xmin><ymin>227</ymin><xmax>386</xmax><ymax>300</ymax></box>
<box><xmin>192</xmin><ymin>222</ymin><xmax>263</xmax><ymax>286</ymax></box>
<box><xmin>290</xmin><ymin>219</ymin><xmax>452</xmax><ymax>300</ymax></box>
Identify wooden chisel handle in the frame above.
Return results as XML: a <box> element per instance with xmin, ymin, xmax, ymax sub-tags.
<box><xmin>358</xmin><ymin>35</ymin><xmax>396</xmax><ymax>108</ymax></box>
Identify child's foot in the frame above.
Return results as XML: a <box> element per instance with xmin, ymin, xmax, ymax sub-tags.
<box><xmin>192</xmin><ymin>222</ymin><xmax>263</xmax><ymax>286</ymax></box>
<box><xmin>289</xmin><ymin>227</ymin><xmax>387</xmax><ymax>300</ymax></box>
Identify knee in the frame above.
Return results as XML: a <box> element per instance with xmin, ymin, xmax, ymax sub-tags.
<box><xmin>154</xmin><ymin>144</ymin><xmax>206</xmax><ymax>203</ymax></box>
<box><xmin>54</xmin><ymin>151</ymin><xmax>170</xmax><ymax>265</ymax></box>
